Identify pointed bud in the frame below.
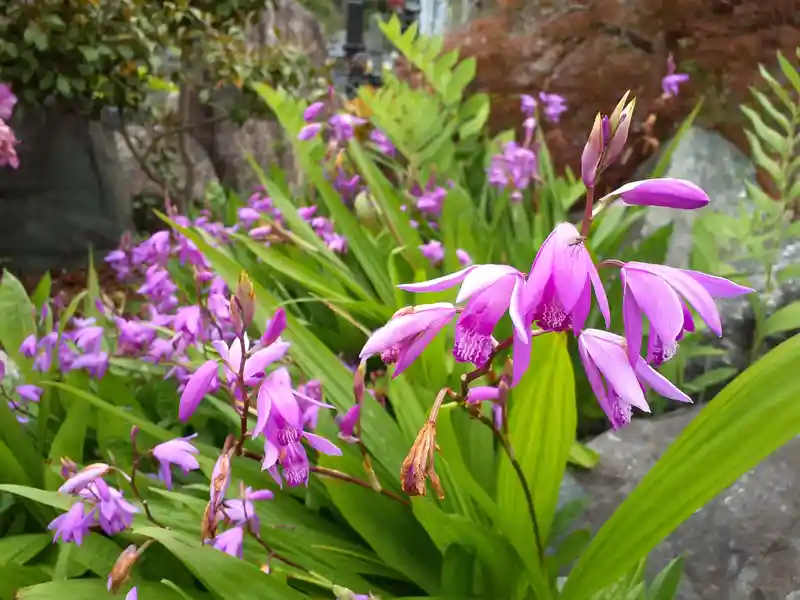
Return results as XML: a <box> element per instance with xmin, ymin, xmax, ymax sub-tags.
<box><xmin>59</xmin><ymin>463</ymin><xmax>111</xmax><ymax>494</ymax></box>
<box><xmin>608</xmin><ymin>91</ymin><xmax>631</xmax><ymax>130</ymax></box>
<box><xmin>607</xmin><ymin>177</ymin><xmax>709</xmax><ymax>210</ymax></box>
<box><xmin>130</xmin><ymin>425</ymin><xmax>139</xmax><ymax>444</ymax></box>
<box><xmin>581</xmin><ymin>113</ymin><xmax>605</xmax><ymax>188</ymax></box>
<box><xmin>605</xmin><ymin>97</ymin><xmax>635</xmax><ymax>167</ymax></box>
<box><xmin>60</xmin><ymin>457</ymin><xmax>77</xmax><ymax>479</ymax></box>
<box><xmin>261</xmin><ymin>308</ymin><xmax>286</xmax><ymax>347</ymax></box>
<box><xmin>108</xmin><ymin>545</ymin><xmax>139</xmax><ymax>593</ymax></box>
<box><xmin>231</xmin><ymin>272</ymin><xmax>255</xmax><ymax>332</ymax></box>
<box><xmin>353</xmin><ymin>363</ymin><xmax>366</xmax><ymax>405</ymax></box>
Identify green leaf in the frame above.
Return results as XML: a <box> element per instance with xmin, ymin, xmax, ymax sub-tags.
<box><xmin>0</xmin><ymin>270</ymin><xmax>36</xmax><ymax>362</ymax></box>
<box><xmin>682</xmin><ymin>367</ymin><xmax>738</xmax><ymax>393</ymax></box>
<box><xmin>133</xmin><ymin>526</ymin><xmax>305</xmax><ymax>600</ymax></box>
<box><xmin>749</xmin><ymin>89</ymin><xmax>792</xmax><ymax>133</ymax></box>
<box><xmin>498</xmin><ymin>333</ymin><xmax>576</xmax><ymax>542</ymax></box>
<box><xmin>647</xmin><ymin>556</ymin><xmax>685</xmax><ymax>600</ymax></box>
<box><xmin>30</xmin><ymin>273</ymin><xmax>51</xmax><ymax>310</ymax></box>
<box><xmin>0</xmin><ymin>534</ymin><xmax>50</xmax><ymax>566</ymax></box>
<box><xmin>85</xmin><ymin>248</ymin><xmax>101</xmax><ymax>319</ymax></box>
<box><xmin>741</xmin><ymin>105</ymin><xmax>788</xmax><ymax>155</ymax></box>
<box><xmin>0</xmin><ymin>565</ymin><xmax>50</xmax><ymax>599</ymax></box>
<box><xmin>45</xmin><ymin>397</ymin><xmax>91</xmax><ymax>490</ymax></box>
<box><xmin>17</xmin><ymin>579</ymin><xmax>187</xmax><ymax>600</ymax></box>
<box><xmin>560</xmin><ymin>333</ymin><xmax>800</xmax><ymax>599</ymax></box>
<box><xmin>762</xmin><ymin>301</ymin><xmax>800</xmax><ymax>337</ymax></box>
<box><xmin>777</xmin><ymin>51</ymin><xmax>800</xmax><ymax>95</ymax></box>
<box><xmin>568</xmin><ymin>441</ymin><xmax>600</xmax><ymax>468</ymax></box>
<box><xmin>0</xmin><ymin>484</ymin><xmax>72</xmax><ymax>511</ymax></box>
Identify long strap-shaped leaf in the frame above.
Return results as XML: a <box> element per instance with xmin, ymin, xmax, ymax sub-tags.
<box><xmin>561</xmin><ymin>333</ymin><xmax>800</xmax><ymax>599</ymax></box>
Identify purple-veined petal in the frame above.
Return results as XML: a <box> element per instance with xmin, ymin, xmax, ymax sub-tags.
<box><xmin>262</xmin><ymin>308</ymin><xmax>287</xmax><ymax>346</ymax></box>
<box><xmin>646</xmin><ymin>265</ymin><xmax>723</xmax><ymax>336</ymax></box>
<box><xmin>682</xmin><ymin>270</ymin><xmax>754</xmax><ymax>298</ymax></box>
<box><xmin>466</xmin><ymin>386</ymin><xmax>501</xmax><ymax>403</ymax></box>
<box><xmin>525</xmin><ymin>228</ymin><xmax>557</xmax><ymax>310</ymax></box>
<box><xmin>244</xmin><ymin>341</ymin><xmax>290</xmax><ymax>382</ymax></box>
<box><xmin>613</xmin><ymin>178</ymin><xmax>710</xmax><ymax>210</ymax></box>
<box><xmin>253</xmin><ymin>382</ymin><xmax>271</xmax><ymax>438</ymax></box>
<box><xmin>634</xmin><ymin>357</ymin><xmax>692</xmax><ymax>402</ymax></box>
<box><xmin>59</xmin><ymin>463</ymin><xmax>111</xmax><ymax>494</ymax></box>
<box><xmin>303</xmin><ymin>432</ymin><xmax>342</xmax><ymax>456</ymax></box>
<box><xmin>265</xmin><ymin>368</ymin><xmax>301</xmax><ymax>427</ymax></box>
<box><xmin>621</xmin><ymin>270</ymin><xmax>644</xmax><ymax>364</ymax></box>
<box><xmin>262</xmin><ymin>440</ymin><xmax>279</xmax><ymax>470</ymax></box>
<box><xmin>570</xmin><ymin>281</ymin><xmax>592</xmax><ymax>334</ymax></box>
<box><xmin>292</xmin><ymin>389</ymin><xmax>335</xmax><ymax>409</ymax></box>
<box><xmin>178</xmin><ymin>360</ymin><xmax>218</xmax><ymax>422</ymax></box>
<box><xmin>360</xmin><ymin>303</ymin><xmax>456</xmax><ymax>360</ymax></box>
<box><xmin>580</xmin><ymin>331</ymin><xmax>649</xmax><ymax>411</ymax></box>
<box><xmin>588</xmin><ymin>258</ymin><xmax>611</xmax><ymax>327</ymax></box>
<box><xmin>393</xmin><ymin>313</ymin><xmax>453</xmax><ymax>377</ymax></box>
<box><xmin>552</xmin><ymin>224</ymin><xmax>589</xmax><ymax>312</ymax></box>
<box><xmin>456</xmin><ymin>265</ymin><xmax>521</xmax><ymax>303</ymax></box>
<box><xmin>508</xmin><ymin>275</ymin><xmax>528</xmax><ymax>339</ymax></box>
<box><xmin>577</xmin><ymin>336</ymin><xmax>609</xmax><ymax>409</ymax></box>
<box><xmin>624</xmin><ymin>266</ymin><xmax>684</xmax><ymax>346</ymax></box>
<box><xmin>397</xmin><ymin>266</ymin><xmax>476</xmax><ymax>293</ymax></box>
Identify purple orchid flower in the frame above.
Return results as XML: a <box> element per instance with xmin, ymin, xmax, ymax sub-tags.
<box><xmin>539</xmin><ymin>92</ymin><xmax>568</xmax><ymax>123</ymax></box>
<box><xmin>360</xmin><ymin>303</ymin><xmax>458</xmax><ymax>377</ymax></box>
<box><xmin>212</xmin><ymin>526</ymin><xmax>244</xmax><ymax>558</ymax></box>
<box><xmin>578</xmin><ymin>329</ymin><xmax>691</xmax><ymax>429</ymax></box>
<box><xmin>419</xmin><ymin>240</ymin><xmax>445</xmax><ymax>266</ymax></box>
<box><xmin>152</xmin><ymin>435</ymin><xmax>201</xmax><ymax>490</ymax></box>
<box><xmin>621</xmin><ymin>262</ymin><xmax>754</xmax><ymax>365</ymax></box>
<box><xmin>48</xmin><ymin>502</ymin><xmax>94</xmax><ymax>545</ymax></box>
<box><xmin>603</xmin><ymin>178</ymin><xmax>710</xmax><ymax>210</ymax></box>
<box><xmin>662</xmin><ymin>54</ymin><xmax>690</xmax><ymax>97</ymax></box>
<box><xmin>398</xmin><ymin>264</ymin><xmax>527</xmax><ymax>376</ymax></box>
<box><xmin>178</xmin><ymin>360</ymin><xmax>219</xmax><ymax>421</ymax></box>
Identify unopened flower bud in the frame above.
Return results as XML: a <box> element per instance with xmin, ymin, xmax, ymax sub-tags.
<box><xmin>353</xmin><ymin>363</ymin><xmax>366</xmax><ymax>405</ymax></box>
<box><xmin>60</xmin><ymin>457</ymin><xmax>77</xmax><ymax>479</ymax></box>
<box><xmin>130</xmin><ymin>425</ymin><xmax>139</xmax><ymax>444</ymax></box>
<box><xmin>604</xmin><ymin>96</ymin><xmax>635</xmax><ymax>168</ymax></box>
<box><xmin>580</xmin><ymin>113</ymin><xmax>605</xmax><ymax>188</ymax></box>
<box><xmin>108</xmin><ymin>544</ymin><xmax>139</xmax><ymax>593</ymax></box>
<box><xmin>231</xmin><ymin>271</ymin><xmax>255</xmax><ymax>332</ymax></box>
<box><xmin>201</xmin><ymin>501</ymin><xmax>217</xmax><ymax>542</ymax></box>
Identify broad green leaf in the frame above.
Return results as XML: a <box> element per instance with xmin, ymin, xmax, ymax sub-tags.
<box><xmin>45</xmin><ymin>398</ymin><xmax>91</xmax><ymax>490</ymax></box>
<box><xmin>412</xmin><ymin>497</ymin><xmax>522</xmax><ymax>598</ymax></box>
<box><xmin>568</xmin><ymin>441</ymin><xmax>600</xmax><ymax>469</ymax></box>
<box><xmin>0</xmin><ymin>534</ymin><xmax>50</xmax><ymax>566</ymax></box>
<box><xmin>498</xmin><ymin>333</ymin><xmax>576</xmax><ymax>542</ymax></box>
<box><xmin>647</xmin><ymin>556</ymin><xmax>685</xmax><ymax>600</ymax></box>
<box><xmin>0</xmin><ymin>484</ymin><xmax>72</xmax><ymax>511</ymax></box>
<box><xmin>560</xmin><ymin>333</ymin><xmax>800</xmax><ymax>599</ymax></box>
<box><xmin>0</xmin><ymin>396</ymin><xmax>43</xmax><ymax>491</ymax></box>
<box><xmin>320</xmin><ymin>463</ymin><xmax>442</xmax><ymax>594</ymax></box>
<box><xmin>17</xmin><ymin>579</ymin><xmax>187</xmax><ymax>600</ymax></box>
<box><xmin>30</xmin><ymin>273</ymin><xmax>51</xmax><ymax>310</ymax></box>
<box><xmin>762</xmin><ymin>301</ymin><xmax>800</xmax><ymax>337</ymax></box>
<box><xmin>0</xmin><ymin>270</ymin><xmax>36</xmax><ymax>362</ymax></box>
<box><xmin>0</xmin><ymin>565</ymin><xmax>50</xmax><ymax>600</ymax></box>
<box><xmin>682</xmin><ymin>367</ymin><xmax>738</xmax><ymax>393</ymax></box>
<box><xmin>133</xmin><ymin>526</ymin><xmax>305</xmax><ymax>600</ymax></box>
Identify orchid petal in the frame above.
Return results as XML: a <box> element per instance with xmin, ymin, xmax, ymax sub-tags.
<box><xmin>397</xmin><ymin>266</ymin><xmax>476</xmax><ymax>293</ymax></box>
<box><xmin>394</xmin><ymin>314</ymin><xmax>453</xmax><ymax>377</ymax></box>
<box><xmin>683</xmin><ymin>269</ymin><xmax>754</xmax><ymax>298</ymax></box>
<box><xmin>360</xmin><ymin>303</ymin><xmax>456</xmax><ymax>359</ymax></box>
<box><xmin>303</xmin><ymin>432</ymin><xmax>342</xmax><ymax>456</ymax></box>
<box><xmin>581</xmin><ymin>331</ymin><xmax>648</xmax><ymax>411</ymax></box>
<box><xmin>635</xmin><ymin>357</ymin><xmax>692</xmax><ymax>402</ymax></box>
<box><xmin>622</xmin><ymin>270</ymin><xmax>644</xmax><ymax>364</ymax></box>
<box><xmin>456</xmin><ymin>265</ymin><xmax>520</xmax><ymax>303</ymax></box>
<box><xmin>624</xmin><ymin>266</ymin><xmax>685</xmax><ymax>345</ymax></box>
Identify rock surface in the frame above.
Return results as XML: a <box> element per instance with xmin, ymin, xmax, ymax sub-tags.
<box><xmin>566</xmin><ymin>407</ymin><xmax>800</xmax><ymax>600</ymax></box>
<box><xmin>0</xmin><ymin>107</ymin><xmax>133</xmax><ymax>272</ymax></box>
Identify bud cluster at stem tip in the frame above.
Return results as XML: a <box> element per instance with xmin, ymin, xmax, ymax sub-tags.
<box><xmin>580</xmin><ymin>92</ymin><xmax>636</xmax><ymax>189</ymax></box>
<box><xmin>230</xmin><ymin>271</ymin><xmax>255</xmax><ymax>333</ymax></box>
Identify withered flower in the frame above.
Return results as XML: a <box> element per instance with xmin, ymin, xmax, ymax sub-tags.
<box><xmin>107</xmin><ymin>544</ymin><xmax>139</xmax><ymax>593</ymax></box>
<box><xmin>400</xmin><ymin>421</ymin><xmax>443</xmax><ymax>499</ymax></box>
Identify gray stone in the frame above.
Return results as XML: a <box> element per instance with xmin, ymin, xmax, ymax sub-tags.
<box><xmin>569</xmin><ymin>408</ymin><xmax>800</xmax><ymax>599</ymax></box>
<box><xmin>0</xmin><ymin>107</ymin><xmax>133</xmax><ymax>272</ymax></box>
<box><xmin>638</xmin><ymin>127</ymin><xmax>756</xmax><ymax>270</ymax></box>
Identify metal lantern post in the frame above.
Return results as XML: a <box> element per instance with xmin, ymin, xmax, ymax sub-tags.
<box><xmin>343</xmin><ymin>0</ymin><xmax>367</xmax><ymax>98</ymax></box>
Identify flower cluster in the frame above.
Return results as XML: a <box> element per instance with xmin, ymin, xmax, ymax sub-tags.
<box><xmin>361</xmin><ymin>92</ymin><xmax>754</xmax><ymax>433</ymax></box>
<box><xmin>0</xmin><ymin>82</ymin><xmax>19</xmax><ymax>169</ymax></box>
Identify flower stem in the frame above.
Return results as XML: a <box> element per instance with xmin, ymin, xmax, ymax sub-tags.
<box><xmin>580</xmin><ymin>185</ymin><xmax>595</xmax><ymax>238</ymax></box>
<box><xmin>126</xmin><ymin>449</ymin><xmax>163</xmax><ymax>527</ymax></box>
<box><xmin>311</xmin><ymin>466</ymin><xmax>411</xmax><ymax>506</ymax></box>
<box><xmin>477</xmin><ymin>414</ymin><xmax>544</xmax><ymax>564</ymax></box>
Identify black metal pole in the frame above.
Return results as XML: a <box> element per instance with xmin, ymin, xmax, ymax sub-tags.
<box><xmin>343</xmin><ymin>0</ymin><xmax>367</xmax><ymax>98</ymax></box>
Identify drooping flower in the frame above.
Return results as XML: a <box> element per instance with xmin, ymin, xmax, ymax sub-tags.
<box><xmin>220</xmin><ymin>487</ymin><xmax>273</xmax><ymax>531</ymax></box>
<box><xmin>488</xmin><ymin>141</ymin><xmax>538</xmax><ymax>200</ymax></box>
<box><xmin>152</xmin><ymin>435</ymin><xmax>201</xmax><ymax>490</ymax></box>
<box><xmin>212</xmin><ymin>526</ymin><xmax>244</xmax><ymax>558</ymax></box>
<box><xmin>520</xmin><ymin>94</ymin><xmax>536</xmax><ymax>117</ymax></box>
<box><xmin>304</xmin><ymin>101</ymin><xmax>325</xmax><ymax>122</ymax></box>
<box><xmin>578</xmin><ymin>329</ymin><xmax>691</xmax><ymax>429</ymax></box>
<box><xmin>0</xmin><ymin>119</ymin><xmax>20</xmax><ymax>169</ymax></box>
<box><xmin>178</xmin><ymin>360</ymin><xmax>219</xmax><ymax>421</ymax></box>
<box><xmin>398</xmin><ymin>265</ymin><xmax>525</xmax><ymax>371</ymax></box>
<box><xmin>20</xmin><ymin>334</ymin><xmax>37</xmax><ymax>358</ymax></box>
<box><xmin>77</xmin><ymin>479</ymin><xmax>138</xmax><ymax>535</ymax></box>
<box><xmin>539</xmin><ymin>92</ymin><xmax>568</xmax><ymax>123</ymax></box>
<box><xmin>211</xmin><ymin>335</ymin><xmax>290</xmax><ymax>388</ymax></box>
<box><xmin>48</xmin><ymin>502</ymin><xmax>93</xmax><ymax>545</ymax></box>
<box><xmin>360</xmin><ymin>303</ymin><xmax>457</xmax><ymax>376</ymax></box>
<box><xmin>59</xmin><ymin>463</ymin><xmax>112</xmax><ymax>494</ymax></box>
<box><xmin>662</xmin><ymin>54</ymin><xmax>690</xmax><ymax>98</ymax></box>
<box><xmin>419</xmin><ymin>240</ymin><xmax>444</xmax><ymax>266</ymax></box>
<box><xmin>603</xmin><ymin>178</ymin><xmax>710</xmax><ymax>210</ymax></box>
<box><xmin>525</xmin><ymin>222</ymin><xmax>610</xmax><ymax>334</ymax></box>
<box><xmin>0</xmin><ymin>83</ymin><xmax>17</xmax><ymax>121</ymax></box>
<box><xmin>258</xmin><ymin>374</ymin><xmax>341</xmax><ymax>487</ymax></box>
<box><xmin>369</xmin><ymin>129</ymin><xmax>395</xmax><ymax>156</ymax></box>
<box><xmin>336</xmin><ymin>404</ymin><xmax>360</xmax><ymax>443</ymax></box>
<box><xmin>328</xmin><ymin>114</ymin><xmax>366</xmax><ymax>143</ymax></box>
<box><xmin>298</xmin><ymin>123</ymin><xmax>322</xmax><ymax>141</ymax></box>
<box><xmin>456</xmin><ymin>249</ymin><xmax>473</xmax><ymax>266</ymax></box>
<box><xmin>621</xmin><ymin>262</ymin><xmax>754</xmax><ymax>365</ymax></box>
